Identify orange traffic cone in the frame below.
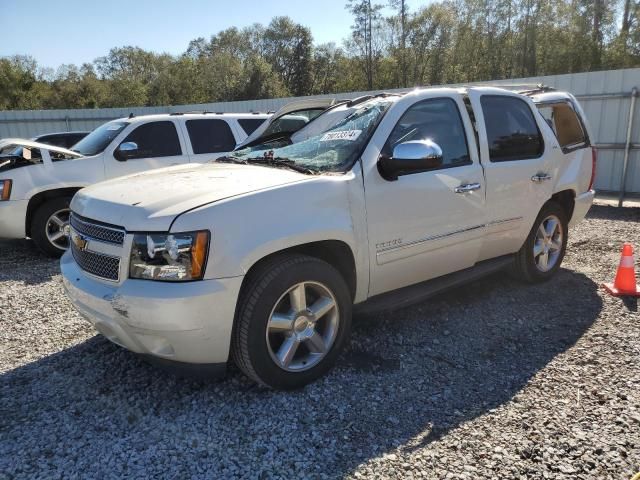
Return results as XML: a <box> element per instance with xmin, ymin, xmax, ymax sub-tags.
<box><xmin>603</xmin><ymin>243</ymin><xmax>640</xmax><ymax>297</ymax></box>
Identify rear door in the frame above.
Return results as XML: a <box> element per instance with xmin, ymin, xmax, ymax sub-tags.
<box><xmin>182</xmin><ymin>119</ymin><xmax>238</xmax><ymax>163</ymax></box>
<box><xmin>467</xmin><ymin>88</ymin><xmax>560</xmax><ymax>261</ymax></box>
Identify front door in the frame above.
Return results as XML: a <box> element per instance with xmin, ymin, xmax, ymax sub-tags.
<box><xmin>104</xmin><ymin>120</ymin><xmax>188</xmax><ymax>178</ymax></box>
<box><xmin>362</xmin><ymin>91</ymin><xmax>486</xmax><ymax>297</ymax></box>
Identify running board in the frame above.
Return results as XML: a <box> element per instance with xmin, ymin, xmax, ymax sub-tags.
<box><xmin>354</xmin><ymin>255</ymin><xmax>514</xmax><ymax>316</ymax></box>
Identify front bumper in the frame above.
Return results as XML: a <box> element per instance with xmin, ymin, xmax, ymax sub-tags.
<box><xmin>569</xmin><ymin>189</ymin><xmax>595</xmax><ymax>227</ymax></box>
<box><xmin>61</xmin><ymin>251</ymin><xmax>244</xmax><ymax>365</ymax></box>
<box><xmin>0</xmin><ymin>199</ymin><xmax>28</xmax><ymax>239</ymax></box>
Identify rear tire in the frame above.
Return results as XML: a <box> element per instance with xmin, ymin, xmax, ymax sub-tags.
<box><xmin>231</xmin><ymin>253</ymin><xmax>352</xmax><ymax>389</ymax></box>
<box><xmin>512</xmin><ymin>200</ymin><xmax>568</xmax><ymax>283</ymax></box>
<box><xmin>31</xmin><ymin>197</ymin><xmax>72</xmax><ymax>257</ymax></box>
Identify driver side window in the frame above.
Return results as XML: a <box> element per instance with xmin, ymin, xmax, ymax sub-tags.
<box><xmin>119</xmin><ymin>121</ymin><xmax>181</xmax><ymax>159</ymax></box>
<box><xmin>383</xmin><ymin>98</ymin><xmax>471</xmax><ymax>169</ymax></box>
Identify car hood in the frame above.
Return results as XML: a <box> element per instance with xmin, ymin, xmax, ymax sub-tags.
<box><xmin>71</xmin><ymin>162</ymin><xmax>309</xmax><ymax>231</ymax></box>
<box><xmin>0</xmin><ymin>138</ymin><xmax>82</xmax><ymax>157</ymax></box>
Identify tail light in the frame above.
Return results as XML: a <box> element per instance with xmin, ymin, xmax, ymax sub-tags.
<box><xmin>588</xmin><ymin>146</ymin><xmax>597</xmax><ymax>190</ymax></box>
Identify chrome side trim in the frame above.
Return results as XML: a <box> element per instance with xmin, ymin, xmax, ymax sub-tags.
<box><xmin>486</xmin><ymin>216</ymin><xmax>523</xmax><ymax>227</ymax></box>
<box><xmin>377</xmin><ymin>224</ymin><xmax>485</xmax><ymax>255</ymax></box>
<box><xmin>376</xmin><ymin>216</ymin><xmax>524</xmax><ymax>256</ymax></box>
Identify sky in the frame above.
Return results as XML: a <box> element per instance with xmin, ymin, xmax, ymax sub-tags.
<box><xmin>1</xmin><ymin>0</ymin><xmax>427</xmax><ymax>70</ymax></box>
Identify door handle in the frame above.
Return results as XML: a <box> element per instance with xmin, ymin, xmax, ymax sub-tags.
<box><xmin>531</xmin><ymin>173</ymin><xmax>552</xmax><ymax>183</ymax></box>
<box><xmin>454</xmin><ymin>182</ymin><xmax>481</xmax><ymax>194</ymax></box>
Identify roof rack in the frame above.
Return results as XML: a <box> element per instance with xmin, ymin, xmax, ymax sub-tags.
<box><xmin>166</xmin><ymin>110</ymin><xmax>269</xmax><ymax>116</ymax></box>
<box><xmin>463</xmin><ymin>83</ymin><xmax>556</xmax><ymax>96</ymax></box>
<box><xmin>515</xmin><ymin>84</ymin><xmax>556</xmax><ymax>96</ymax></box>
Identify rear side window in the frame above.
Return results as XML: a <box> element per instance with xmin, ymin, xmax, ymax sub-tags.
<box><xmin>537</xmin><ymin>102</ymin><xmax>587</xmax><ymax>150</ymax></box>
<box><xmin>481</xmin><ymin>96</ymin><xmax>543</xmax><ymax>162</ymax></box>
<box><xmin>186</xmin><ymin>119</ymin><xmax>236</xmax><ymax>154</ymax></box>
<box><xmin>238</xmin><ymin>118</ymin><xmax>266</xmax><ymax>136</ymax></box>
<box><xmin>121</xmin><ymin>121</ymin><xmax>181</xmax><ymax>158</ymax></box>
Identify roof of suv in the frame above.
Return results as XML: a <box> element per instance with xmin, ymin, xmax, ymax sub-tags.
<box><xmin>113</xmin><ymin>112</ymin><xmax>271</xmax><ymax>124</ymax></box>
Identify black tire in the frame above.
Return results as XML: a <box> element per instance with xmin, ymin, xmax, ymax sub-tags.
<box><xmin>231</xmin><ymin>253</ymin><xmax>352</xmax><ymax>389</ymax></box>
<box><xmin>30</xmin><ymin>197</ymin><xmax>72</xmax><ymax>257</ymax></box>
<box><xmin>512</xmin><ymin>200</ymin><xmax>568</xmax><ymax>283</ymax></box>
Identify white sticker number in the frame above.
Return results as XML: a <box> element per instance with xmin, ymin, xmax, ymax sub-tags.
<box><xmin>320</xmin><ymin>130</ymin><xmax>362</xmax><ymax>142</ymax></box>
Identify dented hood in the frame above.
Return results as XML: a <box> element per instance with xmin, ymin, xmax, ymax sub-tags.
<box><xmin>71</xmin><ymin>162</ymin><xmax>308</xmax><ymax>231</ymax></box>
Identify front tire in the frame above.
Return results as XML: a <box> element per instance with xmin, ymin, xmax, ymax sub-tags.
<box><xmin>30</xmin><ymin>197</ymin><xmax>72</xmax><ymax>257</ymax></box>
<box><xmin>232</xmin><ymin>254</ymin><xmax>352</xmax><ymax>389</ymax></box>
<box><xmin>512</xmin><ymin>200</ymin><xmax>568</xmax><ymax>283</ymax></box>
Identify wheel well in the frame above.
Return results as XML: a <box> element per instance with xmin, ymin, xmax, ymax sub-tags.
<box><xmin>551</xmin><ymin>190</ymin><xmax>576</xmax><ymax>221</ymax></box>
<box><xmin>245</xmin><ymin>240</ymin><xmax>357</xmax><ymax>300</ymax></box>
<box><xmin>26</xmin><ymin>188</ymin><xmax>81</xmax><ymax>237</ymax></box>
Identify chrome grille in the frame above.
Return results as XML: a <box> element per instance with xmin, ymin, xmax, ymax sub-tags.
<box><xmin>71</xmin><ymin>241</ymin><xmax>120</xmax><ymax>281</ymax></box>
<box><xmin>70</xmin><ymin>214</ymin><xmax>125</xmax><ymax>245</ymax></box>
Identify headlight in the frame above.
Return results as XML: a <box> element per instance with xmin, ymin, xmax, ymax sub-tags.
<box><xmin>0</xmin><ymin>180</ymin><xmax>12</xmax><ymax>201</ymax></box>
<box><xmin>129</xmin><ymin>231</ymin><xmax>209</xmax><ymax>281</ymax></box>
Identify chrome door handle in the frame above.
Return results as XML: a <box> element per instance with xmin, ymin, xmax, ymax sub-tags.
<box><xmin>531</xmin><ymin>173</ymin><xmax>552</xmax><ymax>182</ymax></box>
<box><xmin>454</xmin><ymin>182</ymin><xmax>481</xmax><ymax>194</ymax></box>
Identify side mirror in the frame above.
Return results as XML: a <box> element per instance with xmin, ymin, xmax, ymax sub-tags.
<box><xmin>377</xmin><ymin>140</ymin><xmax>443</xmax><ymax>181</ymax></box>
<box><xmin>114</xmin><ymin>142</ymin><xmax>138</xmax><ymax>161</ymax></box>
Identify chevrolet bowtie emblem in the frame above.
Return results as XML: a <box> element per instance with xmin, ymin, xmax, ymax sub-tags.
<box><xmin>72</xmin><ymin>232</ymin><xmax>88</xmax><ymax>251</ymax></box>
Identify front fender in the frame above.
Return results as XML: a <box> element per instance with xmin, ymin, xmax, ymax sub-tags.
<box><xmin>170</xmin><ymin>173</ymin><xmax>367</xmax><ymax>299</ymax></box>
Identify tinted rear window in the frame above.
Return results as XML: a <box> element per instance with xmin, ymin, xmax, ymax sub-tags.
<box><xmin>186</xmin><ymin>119</ymin><xmax>236</xmax><ymax>154</ymax></box>
<box><xmin>481</xmin><ymin>96</ymin><xmax>543</xmax><ymax>162</ymax></box>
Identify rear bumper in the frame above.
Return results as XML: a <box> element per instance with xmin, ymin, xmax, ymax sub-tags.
<box><xmin>569</xmin><ymin>190</ymin><xmax>595</xmax><ymax>227</ymax></box>
<box><xmin>61</xmin><ymin>251</ymin><xmax>244</xmax><ymax>365</ymax></box>
<box><xmin>0</xmin><ymin>199</ymin><xmax>28</xmax><ymax>239</ymax></box>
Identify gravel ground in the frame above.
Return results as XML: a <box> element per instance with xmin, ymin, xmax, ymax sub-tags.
<box><xmin>1</xmin><ymin>203</ymin><xmax>639</xmax><ymax>479</ymax></box>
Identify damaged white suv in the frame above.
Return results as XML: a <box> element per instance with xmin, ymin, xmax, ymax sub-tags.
<box><xmin>61</xmin><ymin>87</ymin><xmax>595</xmax><ymax>389</ymax></box>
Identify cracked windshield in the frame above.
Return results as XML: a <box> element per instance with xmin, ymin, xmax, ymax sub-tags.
<box><xmin>230</xmin><ymin>97</ymin><xmax>395</xmax><ymax>172</ymax></box>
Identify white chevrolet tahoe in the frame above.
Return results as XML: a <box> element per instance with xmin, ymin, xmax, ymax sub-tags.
<box><xmin>0</xmin><ymin>112</ymin><xmax>269</xmax><ymax>256</ymax></box>
<box><xmin>61</xmin><ymin>86</ymin><xmax>596</xmax><ymax>389</ymax></box>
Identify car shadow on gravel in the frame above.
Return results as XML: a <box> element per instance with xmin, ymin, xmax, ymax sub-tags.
<box><xmin>586</xmin><ymin>203</ymin><xmax>640</xmax><ymax>222</ymax></box>
<box><xmin>0</xmin><ymin>239</ymin><xmax>59</xmax><ymax>284</ymax></box>
<box><xmin>0</xmin><ymin>268</ymin><xmax>602</xmax><ymax>478</ymax></box>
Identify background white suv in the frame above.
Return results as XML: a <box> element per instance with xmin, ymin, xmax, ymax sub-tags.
<box><xmin>0</xmin><ymin>112</ymin><xmax>269</xmax><ymax>255</ymax></box>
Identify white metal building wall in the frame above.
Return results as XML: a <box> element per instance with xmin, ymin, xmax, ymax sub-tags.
<box><xmin>1</xmin><ymin>68</ymin><xmax>638</xmax><ymax>196</ymax></box>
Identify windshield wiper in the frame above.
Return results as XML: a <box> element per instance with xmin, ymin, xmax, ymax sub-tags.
<box><xmin>215</xmin><ymin>154</ymin><xmax>314</xmax><ymax>174</ymax></box>
<box><xmin>245</xmin><ymin>156</ymin><xmax>316</xmax><ymax>175</ymax></box>
<box><xmin>215</xmin><ymin>155</ymin><xmax>248</xmax><ymax>165</ymax></box>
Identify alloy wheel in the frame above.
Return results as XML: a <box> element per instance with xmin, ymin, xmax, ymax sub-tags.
<box><xmin>533</xmin><ymin>214</ymin><xmax>563</xmax><ymax>272</ymax></box>
<box><xmin>46</xmin><ymin>208</ymin><xmax>71</xmax><ymax>250</ymax></box>
<box><xmin>265</xmin><ymin>281</ymin><xmax>340</xmax><ymax>372</ymax></box>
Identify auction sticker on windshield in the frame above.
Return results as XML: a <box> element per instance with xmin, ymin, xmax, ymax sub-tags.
<box><xmin>320</xmin><ymin>130</ymin><xmax>362</xmax><ymax>142</ymax></box>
